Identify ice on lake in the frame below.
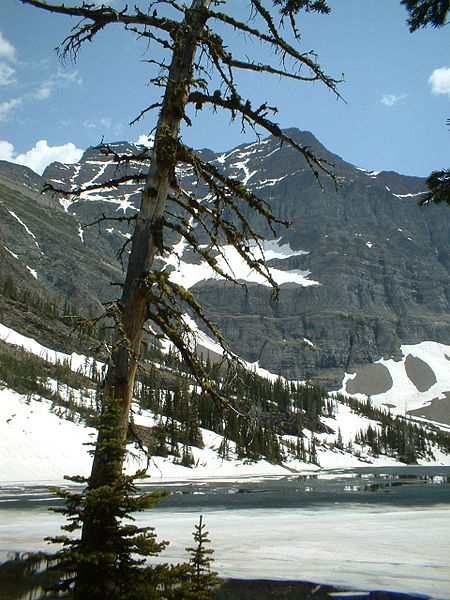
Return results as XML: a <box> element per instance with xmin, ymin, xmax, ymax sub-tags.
<box><xmin>2</xmin><ymin>492</ymin><xmax>449</xmax><ymax>599</ymax></box>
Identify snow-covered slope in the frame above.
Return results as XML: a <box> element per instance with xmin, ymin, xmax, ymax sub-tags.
<box><xmin>338</xmin><ymin>341</ymin><xmax>450</xmax><ymax>428</ymax></box>
<box><xmin>1</xmin><ymin>322</ymin><xmax>449</xmax><ymax>485</ymax></box>
<box><xmin>0</xmin><ymin>389</ymin><xmax>96</xmax><ymax>483</ymax></box>
<box><xmin>163</xmin><ymin>236</ymin><xmax>318</xmax><ymax>289</ymax></box>
<box><xmin>3</xmin><ymin>383</ymin><xmax>449</xmax><ymax>486</ymax></box>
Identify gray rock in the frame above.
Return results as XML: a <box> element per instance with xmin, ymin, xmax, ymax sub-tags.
<box><xmin>0</xmin><ymin>129</ymin><xmax>448</xmax><ymax>389</ymax></box>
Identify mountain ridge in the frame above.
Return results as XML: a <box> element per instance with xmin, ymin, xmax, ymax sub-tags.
<box><xmin>0</xmin><ymin>129</ymin><xmax>449</xmax><ymax>480</ymax></box>
<box><xmin>1</xmin><ymin>128</ymin><xmax>449</xmax><ymax>394</ymax></box>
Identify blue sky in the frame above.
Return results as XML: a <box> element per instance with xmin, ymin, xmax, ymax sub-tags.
<box><xmin>0</xmin><ymin>0</ymin><xmax>448</xmax><ymax>176</ymax></box>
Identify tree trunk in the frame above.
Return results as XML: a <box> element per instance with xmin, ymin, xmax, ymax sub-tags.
<box><xmin>74</xmin><ymin>1</ymin><xmax>211</xmax><ymax>597</ymax></box>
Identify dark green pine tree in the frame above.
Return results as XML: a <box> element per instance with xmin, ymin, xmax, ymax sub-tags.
<box><xmin>187</xmin><ymin>396</ymin><xmax>204</xmax><ymax>449</ymax></box>
<box><xmin>164</xmin><ymin>389</ymin><xmax>181</xmax><ymax>457</ymax></box>
<box><xmin>419</xmin><ymin>168</ymin><xmax>450</xmax><ymax>208</ymax></box>
<box><xmin>2</xmin><ymin>274</ymin><xmax>19</xmax><ymax>300</ymax></box>
<box><xmin>185</xmin><ymin>516</ymin><xmax>223</xmax><ymax>600</ymax></box>
<box><xmin>153</xmin><ymin>417</ymin><xmax>169</xmax><ymax>457</ymax></box>
<box><xmin>336</xmin><ymin>427</ymin><xmax>344</xmax><ymax>450</ymax></box>
<box><xmin>181</xmin><ymin>444</ymin><xmax>196</xmax><ymax>468</ymax></box>
<box><xmin>308</xmin><ymin>435</ymin><xmax>318</xmax><ymax>465</ymax></box>
<box><xmin>41</xmin><ymin>401</ymin><xmax>187</xmax><ymax>599</ymax></box>
<box><xmin>401</xmin><ymin>0</ymin><xmax>449</xmax><ymax>30</ymax></box>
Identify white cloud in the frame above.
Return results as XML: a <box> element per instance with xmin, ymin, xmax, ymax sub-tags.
<box><xmin>0</xmin><ymin>32</ymin><xmax>17</xmax><ymax>88</ymax></box>
<box><xmin>428</xmin><ymin>66</ymin><xmax>450</xmax><ymax>97</ymax></box>
<box><xmin>33</xmin><ymin>70</ymin><xmax>82</xmax><ymax>101</ymax></box>
<box><xmin>0</xmin><ymin>63</ymin><xmax>16</xmax><ymax>86</ymax></box>
<box><xmin>135</xmin><ymin>134</ymin><xmax>154</xmax><ymax>147</ymax></box>
<box><xmin>0</xmin><ymin>32</ymin><xmax>16</xmax><ymax>62</ymax></box>
<box><xmin>0</xmin><ymin>69</ymin><xmax>82</xmax><ymax>121</ymax></box>
<box><xmin>380</xmin><ymin>93</ymin><xmax>407</xmax><ymax>107</ymax></box>
<box><xmin>82</xmin><ymin>117</ymin><xmax>111</xmax><ymax>130</ymax></box>
<box><xmin>0</xmin><ymin>97</ymin><xmax>23</xmax><ymax>121</ymax></box>
<box><xmin>0</xmin><ymin>140</ymin><xmax>83</xmax><ymax>175</ymax></box>
<box><xmin>34</xmin><ymin>84</ymin><xmax>52</xmax><ymax>101</ymax></box>
<box><xmin>0</xmin><ymin>140</ymin><xmax>15</xmax><ymax>162</ymax></box>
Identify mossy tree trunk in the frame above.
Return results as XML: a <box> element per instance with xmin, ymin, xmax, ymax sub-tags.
<box><xmin>74</xmin><ymin>2</ymin><xmax>211</xmax><ymax>597</ymax></box>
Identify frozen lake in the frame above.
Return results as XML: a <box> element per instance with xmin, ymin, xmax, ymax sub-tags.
<box><xmin>1</xmin><ymin>467</ymin><xmax>449</xmax><ymax>598</ymax></box>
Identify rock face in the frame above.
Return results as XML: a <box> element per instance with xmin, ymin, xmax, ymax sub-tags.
<box><xmin>0</xmin><ymin>159</ymin><xmax>123</xmax><ymax>312</ymax></box>
<box><xmin>0</xmin><ymin>129</ymin><xmax>449</xmax><ymax>387</ymax></box>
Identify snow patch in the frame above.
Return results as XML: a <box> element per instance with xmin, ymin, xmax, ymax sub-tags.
<box><xmin>7</xmin><ymin>210</ymin><xmax>42</xmax><ymax>253</ymax></box>
<box><xmin>393</xmin><ymin>192</ymin><xmax>426</xmax><ymax>199</ymax></box>
<box><xmin>338</xmin><ymin>341</ymin><xmax>450</xmax><ymax>417</ymax></box>
<box><xmin>0</xmin><ymin>323</ymin><xmax>105</xmax><ymax>378</ymax></box>
<box><xmin>25</xmin><ymin>266</ymin><xmax>38</xmax><ymax>279</ymax></box>
<box><xmin>164</xmin><ymin>237</ymin><xmax>316</xmax><ymax>289</ymax></box>
<box><xmin>77</xmin><ymin>223</ymin><xmax>84</xmax><ymax>243</ymax></box>
<box><xmin>3</xmin><ymin>245</ymin><xmax>18</xmax><ymax>260</ymax></box>
<box><xmin>252</xmin><ymin>174</ymin><xmax>289</xmax><ymax>189</ymax></box>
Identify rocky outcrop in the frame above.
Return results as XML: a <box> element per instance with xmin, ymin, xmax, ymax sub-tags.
<box><xmin>1</xmin><ymin>130</ymin><xmax>448</xmax><ymax>388</ymax></box>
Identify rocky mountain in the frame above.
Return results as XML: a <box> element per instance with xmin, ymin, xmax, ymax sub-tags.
<box><xmin>0</xmin><ymin>158</ymin><xmax>123</xmax><ymax>311</ymax></box>
<box><xmin>1</xmin><ymin>129</ymin><xmax>449</xmax><ymax>398</ymax></box>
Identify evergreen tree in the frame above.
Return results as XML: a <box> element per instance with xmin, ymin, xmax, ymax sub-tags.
<box><xmin>2</xmin><ymin>274</ymin><xmax>20</xmax><ymax>300</ymax></box>
<box><xmin>336</xmin><ymin>427</ymin><xmax>344</xmax><ymax>450</ymax></box>
<box><xmin>401</xmin><ymin>0</ymin><xmax>449</xmax><ymax>30</ymax></box>
<box><xmin>308</xmin><ymin>435</ymin><xmax>318</xmax><ymax>465</ymax></box>
<box><xmin>180</xmin><ymin>444</ymin><xmax>196</xmax><ymax>468</ymax></box>
<box><xmin>42</xmin><ymin>402</ymin><xmax>176</xmax><ymax>599</ymax></box>
<box><xmin>153</xmin><ymin>417</ymin><xmax>169</xmax><ymax>457</ymax></box>
<box><xmin>419</xmin><ymin>167</ymin><xmax>450</xmax><ymax>208</ymax></box>
<box><xmin>185</xmin><ymin>516</ymin><xmax>222</xmax><ymax>600</ymax></box>
<box><xmin>402</xmin><ymin>4</ymin><xmax>450</xmax><ymax>209</ymax></box>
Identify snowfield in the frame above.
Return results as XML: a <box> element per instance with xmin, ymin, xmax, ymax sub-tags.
<box><xmin>338</xmin><ymin>341</ymin><xmax>450</xmax><ymax>425</ymax></box>
<box><xmin>162</xmin><ymin>236</ymin><xmax>319</xmax><ymax>290</ymax></box>
<box><xmin>1</xmin><ymin>323</ymin><xmax>449</xmax><ymax>599</ymax></box>
<box><xmin>1</xmin><ymin>321</ymin><xmax>449</xmax><ymax>485</ymax></box>
<box><xmin>1</xmin><ymin>383</ymin><xmax>449</xmax><ymax>486</ymax></box>
<box><xmin>0</xmin><ymin>389</ymin><xmax>96</xmax><ymax>483</ymax></box>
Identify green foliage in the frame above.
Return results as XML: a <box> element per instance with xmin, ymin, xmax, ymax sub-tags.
<box><xmin>1</xmin><ymin>324</ymin><xmax>446</xmax><ymax>471</ymax></box>
<box><xmin>401</xmin><ymin>0</ymin><xmax>449</xmax><ymax>31</ymax></box>
<box><xmin>2</xmin><ymin>275</ymin><xmax>19</xmax><ymax>301</ymax></box>
<box><xmin>0</xmin><ymin>274</ymin><xmax>114</xmax><ymax>344</ymax></box>
<box><xmin>184</xmin><ymin>516</ymin><xmax>223</xmax><ymax>600</ymax></box>
<box><xmin>45</xmin><ymin>480</ymin><xmax>169</xmax><ymax>597</ymax></box>
<box><xmin>135</xmin><ymin>350</ymin><xmax>332</xmax><ymax>466</ymax></box>
<box><xmin>419</xmin><ymin>168</ymin><xmax>450</xmax><ymax>207</ymax></box>
<box><xmin>0</xmin><ymin>274</ymin><xmax>63</xmax><ymax>321</ymax></box>
<box><xmin>133</xmin><ymin>349</ymin><xmax>450</xmax><ymax>467</ymax></box>
<box><xmin>0</xmin><ymin>553</ymin><xmax>62</xmax><ymax>600</ymax></box>
<box><xmin>2</xmin><ymin>518</ymin><xmax>223</xmax><ymax>599</ymax></box>
<box><xmin>339</xmin><ymin>393</ymin><xmax>445</xmax><ymax>463</ymax></box>
<box><xmin>25</xmin><ymin>404</ymin><xmax>225</xmax><ymax>599</ymax></box>
<box><xmin>37</xmin><ymin>401</ymin><xmax>186</xmax><ymax>599</ymax></box>
<box><xmin>0</xmin><ymin>343</ymin><xmax>99</xmax><ymax>426</ymax></box>
<box><xmin>273</xmin><ymin>0</ymin><xmax>330</xmax><ymax>17</ymax></box>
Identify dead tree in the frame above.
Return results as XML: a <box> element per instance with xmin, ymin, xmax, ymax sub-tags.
<box><xmin>21</xmin><ymin>1</ymin><xmax>341</xmax><ymax>597</ymax></box>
